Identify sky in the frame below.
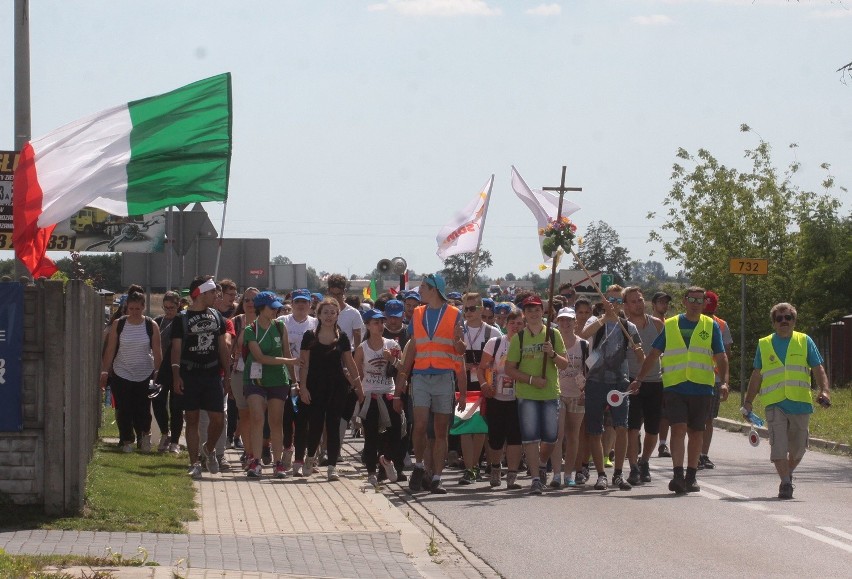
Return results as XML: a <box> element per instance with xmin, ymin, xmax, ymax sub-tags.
<box><xmin>2</xmin><ymin>0</ymin><xmax>851</xmax><ymax>281</ymax></box>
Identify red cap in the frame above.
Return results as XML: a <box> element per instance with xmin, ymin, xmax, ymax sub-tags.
<box><xmin>703</xmin><ymin>290</ymin><xmax>719</xmax><ymax>313</ymax></box>
<box><xmin>522</xmin><ymin>295</ymin><xmax>543</xmax><ymax>308</ymax></box>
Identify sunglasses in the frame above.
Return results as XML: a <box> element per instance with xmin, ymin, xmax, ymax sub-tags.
<box><xmin>685</xmin><ymin>296</ymin><xmax>705</xmax><ymax>304</ymax></box>
<box><xmin>607</xmin><ymin>297</ymin><xmax>623</xmax><ymax>304</ymax></box>
<box><xmin>464</xmin><ymin>305</ymin><xmax>480</xmax><ymax>312</ymax></box>
<box><xmin>774</xmin><ymin>314</ymin><xmax>795</xmax><ymax>322</ymax></box>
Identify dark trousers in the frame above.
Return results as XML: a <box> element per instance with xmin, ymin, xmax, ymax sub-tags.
<box><xmin>305</xmin><ymin>387</ymin><xmax>347</xmax><ymax>466</ymax></box>
<box><xmin>362</xmin><ymin>395</ymin><xmax>403</xmax><ymax>474</ymax></box>
<box><xmin>151</xmin><ymin>385</ymin><xmax>184</xmax><ymax>443</ymax></box>
<box><xmin>111</xmin><ymin>374</ymin><xmax>152</xmax><ymax>444</ymax></box>
<box><xmin>284</xmin><ymin>395</ymin><xmax>308</xmax><ymax>459</ymax></box>
<box><xmin>227</xmin><ymin>396</ymin><xmax>239</xmax><ymax>440</ymax></box>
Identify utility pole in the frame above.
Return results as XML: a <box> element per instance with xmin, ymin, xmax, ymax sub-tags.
<box><xmin>14</xmin><ymin>0</ymin><xmax>31</xmax><ymax>279</ymax></box>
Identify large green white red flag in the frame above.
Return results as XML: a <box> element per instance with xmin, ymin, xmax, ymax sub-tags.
<box><xmin>13</xmin><ymin>73</ymin><xmax>233</xmax><ymax>277</ymax></box>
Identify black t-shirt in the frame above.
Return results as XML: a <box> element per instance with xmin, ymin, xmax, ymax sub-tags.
<box><xmin>171</xmin><ymin>308</ymin><xmax>226</xmax><ymax>368</ymax></box>
<box><xmin>383</xmin><ymin>325</ymin><xmax>409</xmax><ymax>351</ymax></box>
<box><xmin>301</xmin><ymin>329</ymin><xmax>351</xmax><ymax>390</ymax></box>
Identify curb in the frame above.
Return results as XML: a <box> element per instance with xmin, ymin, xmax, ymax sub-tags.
<box><xmin>713</xmin><ymin>417</ymin><xmax>852</xmax><ymax>454</ymax></box>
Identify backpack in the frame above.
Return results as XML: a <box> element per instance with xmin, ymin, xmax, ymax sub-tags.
<box><xmin>115</xmin><ymin>315</ymin><xmax>154</xmax><ymax>356</ymax></box>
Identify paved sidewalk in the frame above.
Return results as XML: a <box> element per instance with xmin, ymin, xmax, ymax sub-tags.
<box><xmin>0</xmin><ymin>440</ymin><xmax>491</xmax><ymax>578</ymax></box>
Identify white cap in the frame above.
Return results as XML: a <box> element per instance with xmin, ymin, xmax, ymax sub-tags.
<box><xmin>556</xmin><ymin>307</ymin><xmax>576</xmax><ymax>319</ymax></box>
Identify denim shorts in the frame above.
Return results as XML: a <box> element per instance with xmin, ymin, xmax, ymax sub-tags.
<box><xmin>411</xmin><ymin>373</ymin><xmax>455</xmax><ymax>415</ymax></box>
<box><xmin>585</xmin><ymin>378</ymin><xmax>629</xmax><ymax>435</ymax></box>
<box><xmin>517</xmin><ymin>398</ymin><xmax>559</xmax><ymax>444</ymax></box>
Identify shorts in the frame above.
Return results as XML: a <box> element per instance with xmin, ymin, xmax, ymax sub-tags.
<box><xmin>663</xmin><ymin>390</ymin><xmax>712</xmax><ymax>431</ymax></box>
<box><xmin>766</xmin><ymin>406</ymin><xmax>809</xmax><ymax>462</ymax></box>
<box><xmin>517</xmin><ymin>398</ymin><xmax>559</xmax><ymax>445</ymax></box>
<box><xmin>230</xmin><ymin>370</ymin><xmax>248</xmax><ymax>410</ymax></box>
<box><xmin>180</xmin><ymin>369</ymin><xmax>225</xmax><ymax>413</ymax></box>
<box><xmin>561</xmin><ymin>395</ymin><xmax>585</xmax><ymax>415</ymax></box>
<box><xmin>708</xmin><ymin>382</ymin><xmax>722</xmax><ymax>419</ymax></box>
<box><xmin>485</xmin><ymin>398</ymin><xmax>522</xmax><ymax>449</ymax></box>
<box><xmin>585</xmin><ymin>379</ymin><xmax>629</xmax><ymax>435</ymax></box>
<box><xmin>411</xmin><ymin>373</ymin><xmax>455</xmax><ymax>415</ymax></box>
<box><xmin>627</xmin><ymin>380</ymin><xmax>664</xmax><ymax>434</ymax></box>
<box><xmin>244</xmin><ymin>381</ymin><xmax>288</xmax><ymax>402</ymax></box>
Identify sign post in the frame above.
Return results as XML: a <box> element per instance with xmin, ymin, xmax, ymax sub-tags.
<box><xmin>730</xmin><ymin>258</ymin><xmax>769</xmax><ymax>404</ymax></box>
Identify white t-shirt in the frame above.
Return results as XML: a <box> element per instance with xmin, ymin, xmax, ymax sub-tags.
<box><xmin>337</xmin><ymin>303</ymin><xmax>366</xmax><ymax>349</ymax></box>
<box><xmin>358</xmin><ymin>337</ymin><xmax>400</xmax><ymax>395</ymax></box>
<box><xmin>278</xmin><ymin>313</ymin><xmax>318</xmax><ymax>377</ymax></box>
<box><xmin>112</xmin><ymin>319</ymin><xmax>155</xmax><ymax>382</ymax></box>
<box><xmin>482</xmin><ymin>334</ymin><xmax>515</xmax><ymax>401</ymax></box>
<box><xmin>558</xmin><ymin>339</ymin><xmax>586</xmax><ymax>398</ymax></box>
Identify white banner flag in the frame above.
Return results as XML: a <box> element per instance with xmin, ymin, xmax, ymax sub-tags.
<box><xmin>510</xmin><ymin>166</ymin><xmax>580</xmax><ymax>266</ymax></box>
<box><xmin>436</xmin><ymin>176</ymin><xmax>494</xmax><ymax>260</ymax></box>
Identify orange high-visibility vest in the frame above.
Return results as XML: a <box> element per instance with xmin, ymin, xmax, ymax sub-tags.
<box><xmin>412</xmin><ymin>304</ymin><xmax>460</xmax><ymax>371</ymax></box>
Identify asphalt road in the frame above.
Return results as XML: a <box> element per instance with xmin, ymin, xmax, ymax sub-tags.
<box><xmin>389</xmin><ymin>426</ymin><xmax>852</xmax><ymax>578</ymax></box>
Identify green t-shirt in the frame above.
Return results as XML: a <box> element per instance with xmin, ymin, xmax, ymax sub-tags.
<box><xmin>507</xmin><ymin>326</ymin><xmax>565</xmax><ymax>400</ymax></box>
<box><xmin>245</xmin><ymin>320</ymin><xmax>291</xmax><ymax>387</ymax></box>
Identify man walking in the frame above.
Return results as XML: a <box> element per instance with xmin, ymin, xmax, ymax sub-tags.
<box><xmin>699</xmin><ymin>290</ymin><xmax>733</xmax><ymax>469</ymax></box>
<box><xmin>744</xmin><ymin>302</ymin><xmax>830</xmax><ymax>499</ymax></box>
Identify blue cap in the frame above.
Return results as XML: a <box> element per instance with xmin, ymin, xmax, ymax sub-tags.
<box><xmin>292</xmin><ymin>289</ymin><xmax>311</xmax><ymax>302</ymax></box>
<box><xmin>482</xmin><ymin>298</ymin><xmax>495</xmax><ymax>311</ymax></box>
<box><xmin>362</xmin><ymin>308</ymin><xmax>386</xmax><ymax>323</ymax></box>
<box><xmin>422</xmin><ymin>274</ymin><xmax>447</xmax><ymax>300</ymax></box>
<box><xmin>447</xmin><ymin>291</ymin><xmax>462</xmax><ymax>300</ymax></box>
<box><xmin>494</xmin><ymin>302</ymin><xmax>513</xmax><ymax>315</ymax></box>
<box><xmin>384</xmin><ymin>299</ymin><xmax>404</xmax><ymax>317</ymax></box>
<box><xmin>311</xmin><ymin>292</ymin><xmax>323</xmax><ymax>301</ymax></box>
<box><xmin>403</xmin><ymin>290</ymin><xmax>421</xmax><ymax>302</ymax></box>
<box><xmin>254</xmin><ymin>291</ymin><xmax>285</xmax><ymax>310</ymax></box>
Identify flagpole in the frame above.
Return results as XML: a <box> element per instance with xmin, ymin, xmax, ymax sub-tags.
<box><xmin>540</xmin><ymin>167</ymin><xmax>569</xmax><ymax>377</ymax></box>
<box><xmin>465</xmin><ymin>175</ymin><xmax>494</xmax><ymax>293</ymax></box>
<box><xmin>214</xmin><ymin>200</ymin><xmax>228</xmax><ymax>280</ymax></box>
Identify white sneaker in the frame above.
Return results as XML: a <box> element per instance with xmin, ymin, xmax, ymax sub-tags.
<box><xmin>368</xmin><ymin>474</ymin><xmax>379</xmax><ymax>487</ymax></box>
<box><xmin>203</xmin><ymin>445</ymin><xmax>220</xmax><ymax>474</ymax></box>
<box><xmin>168</xmin><ymin>443</ymin><xmax>181</xmax><ymax>454</ymax></box>
<box><xmin>380</xmin><ymin>455</ymin><xmax>398</xmax><ymax>483</ymax></box>
<box><xmin>188</xmin><ymin>462</ymin><xmax>202</xmax><ymax>479</ymax></box>
<box><xmin>157</xmin><ymin>434</ymin><xmax>170</xmax><ymax>452</ymax></box>
<box><xmin>327</xmin><ymin>465</ymin><xmax>340</xmax><ymax>482</ymax></box>
<box><xmin>140</xmin><ymin>434</ymin><xmax>152</xmax><ymax>453</ymax></box>
<box><xmin>122</xmin><ymin>443</ymin><xmax>134</xmax><ymax>453</ymax></box>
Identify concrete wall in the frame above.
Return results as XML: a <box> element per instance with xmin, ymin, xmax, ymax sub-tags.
<box><xmin>0</xmin><ymin>280</ymin><xmax>102</xmax><ymax>515</ymax></box>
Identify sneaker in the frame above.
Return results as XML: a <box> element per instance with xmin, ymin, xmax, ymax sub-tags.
<box><xmin>778</xmin><ymin>482</ymin><xmax>794</xmax><ymax>500</ymax></box>
<box><xmin>380</xmin><ymin>455</ymin><xmax>398</xmax><ymax>483</ymax></box>
<box><xmin>140</xmin><ymin>434</ymin><xmax>152</xmax><ymax>453</ymax></box>
<box><xmin>506</xmin><ymin>472</ymin><xmax>522</xmax><ymax>490</ymax></box>
<box><xmin>282</xmin><ymin>447</ymin><xmax>294</xmax><ymax>471</ymax></box>
<box><xmin>292</xmin><ymin>461</ymin><xmax>304</xmax><ymax>477</ymax></box>
<box><xmin>529</xmin><ymin>479</ymin><xmax>544</xmax><ymax>495</ymax></box>
<box><xmin>604</xmin><ymin>456</ymin><xmax>614</xmax><ymax>468</ymax></box>
<box><xmin>247</xmin><ymin>458</ymin><xmax>262</xmax><ymax>478</ymax></box>
<box><xmin>122</xmin><ymin>443</ymin><xmax>134</xmax><ymax>453</ymax></box>
<box><xmin>202</xmin><ymin>446</ymin><xmax>219</xmax><ymax>474</ymax></box>
<box><xmin>234</xmin><ymin>436</ymin><xmax>244</xmax><ymax>450</ymax></box>
<box><xmin>684</xmin><ymin>479</ymin><xmax>701</xmax><ymax>493</ymax></box>
<box><xmin>157</xmin><ymin>434</ymin><xmax>170</xmax><ymax>453</ymax></box>
<box><xmin>538</xmin><ymin>468</ymin><xmax>548</xmax><ymax>486</ymax></box>
<box><xmin>700</xmin><ymin>455</ymin><xmax>716</xmax><ymax>470</ymax></box>
<box><xmin>490</xmin><ymin>466</ymin><xmax>502</xmax><ymax>488</ymax></box>
<box><xmin>218</xmin><ymin>456</ymin><xmax>230</xmax><ymax>471</ymax></box>
<box><xmin>368</xmin><ymin>474</ymin><xmax>378</xmax><ymax>487</ymax></box>
<box><xmin>327</xmin><ymin>466</ymin><xmax>340</xmax><ymax>481</ymax></box>
<box><xmin>575</xmin><ymin>470</ymin><xmax>588</xmax><ymax>486</ymax></box>
<box><xmin>169</xmin><ymin>443</ymin><xmax>181</xmax><ymax>454</ymax></box>
<box><xmin>613</xmin><ymin>474</ymin><xmax>632</xmax><ymax>490</ymax></box>
<box><xmin>594</xmin><ymin>474</ymin><xmax>608</xmax><ymax>490</ymax></box>
<box><xmin>639</xmin><ymin>460</ymin><xmax>652</xmax><ymax>483</ymax></box>
<box><xmin>658</xmin><ymin>443</ymin><xmax>671</xmax><ymax>458</ymax></box>
<box><xmin>188</xmin><ymin>462</ymin><xmax>202</xmax><ymax>479</ymax></box>
<box><xmin>565</xmin><ymin>477</ymin><xmax>577</xmax><ymax>487</ymax></box>
<box><xmin>668</xmin><ymin>477</ymin><xmax>687</xmax><ymax>495</ymax></box>
<box><xmin>459</xmin><ymin>468</ymin><xmax>476</xmax><ymax>485</ymax></box>
<box><xmin>549</xmin><ymin>474</ymin><xmax>563</xmax><ymax>489</ymax></box>
<box><xmin>430</xmin><ymin>478</ymin><xmax>447</xmax><ymax>494</ymax></box>
<box><xmin>274</xmin><ymin>461</ymin><xmax>287</xmax><ymax>479</ymax></box>
<box><xmin>261</xmin><ymin>445</ymin><xmax>272</xmax><ymax>466</ymax></box>
<box><xmin>581</xmin><ymin>465</ymin><xmax>590</xmax><ymax>481</ymax></box>
<box><xmin>627</xmin><ymin>466</ymin><xmax>642</xmax><ymax>486</ymax></box>
<box><xmin>304</xmin><ymin>457</ymin><xmax>315</xmax><ymax>477</ymax></box>
<box><xmin>409</xmin><ymin>466</ymin><xmax>425</xmax><ymax>492</ymax></box>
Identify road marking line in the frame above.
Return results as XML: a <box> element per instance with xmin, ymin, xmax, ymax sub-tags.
<box><xmin>699</xmin><ymin>481</ymin><xmax>749</xmax><ymax>499</ymax></box>
<box><xmin>785</xmin><ymin>526</ymin><xmax>852</xmax><ymax>554</ymax></box>
<box><xmin>818</xmin><ymin>527</ymin><xmax>852</xmax><ymax>542</ymax></box>
<box><xmin>768</xmin><ymin>515</ymin><xmax>803</xmax><ymax>524</ymax></box>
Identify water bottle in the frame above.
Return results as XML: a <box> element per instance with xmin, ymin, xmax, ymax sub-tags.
<box><xmin>290</xmin><ymin>386</ymin><xmax>299</xmax><ymax>413</ymax></box>
<box><xmin>740</xmin><ymin>406</ymin><xmax>765</xmax><ymax>428</ymax></box>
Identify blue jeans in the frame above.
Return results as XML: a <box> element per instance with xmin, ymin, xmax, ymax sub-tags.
<box><xmin>517</xmin><ymin>398</ymin><xmax>559</xmax><ymax>444</ymax></box>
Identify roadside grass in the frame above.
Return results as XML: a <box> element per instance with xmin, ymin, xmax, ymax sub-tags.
<box><xmin>0</xmin><ymin>546</ymin><xmax>156</xmax><ymax>578</ymax></box>
<box><xmin>3</xmin><ymin>407</ymin><xmax>197</xmax><ymax>534</ymax></box>
<box><xmin>719</xmin><ymin>389</ymin><xmax>852</xmax><ymax>447</ymax></box>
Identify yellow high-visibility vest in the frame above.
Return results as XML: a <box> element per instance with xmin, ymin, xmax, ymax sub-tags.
<box><xmin>758</xmin><ymin>332</ymin><xmax>811</xmax><ymax>405</ymax></box>
<box><xmin>661</xmin><ymin>315</ymin><xmax>715</xmax><ymax>388</ymax></box>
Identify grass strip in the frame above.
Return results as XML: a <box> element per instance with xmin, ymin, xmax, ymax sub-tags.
<box><xmin>0</xmin><ymin>547</ymin><xmax>156</xmax><ymax>578</ymax></box>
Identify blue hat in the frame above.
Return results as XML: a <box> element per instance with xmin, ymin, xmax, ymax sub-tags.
<box><xmin>403</xmin><ymin>290</ymin><xmax>421</xmax><ymax>302</ymax></box>
<box><xmin>482</xmin><ymin>298</ymin><xmax>495</xmax><ymax>311</ymax></box>
<box><xmin>254</xmin><ymin>291</ymin><xmax>285</xmax><ymax>310</ymax></box>
<box><xmin>384</xmin><ymin>299</ymin><xmax>404</xmax><ymax>317</ymax></box>
<box><xmin>447</xmin><ymin>291</ymin><xmax>462</xmax><ymax>300</ymax></box>
<box><xmin>292</xmin><ymin>289</ymin><xmax>311</xmax><ymax>302</ymax></box>
<box><xmin>362</xmin><ymin>308</ymin><xmax>386</xmax><ymax>322</ymax></box>
<box><xmin>422</xmin><ymin>274</ymin><xmax>448</xmax><ymax>300</ymax></box>
<box><xmin>311</xmin><ymin>292</ymin><xmax>323</xmax><ymax>301</ymax></box>
<box><xmin>494</xmin><ymin>302</ymin><xmax>512</xmax><ymax>315</ymax></box>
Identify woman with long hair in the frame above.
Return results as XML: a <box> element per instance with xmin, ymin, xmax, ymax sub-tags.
<box><xmin>299</xmin><ymin>297</ymin><xmax>361</xmax><ymax>481</ymax></box>
<box><xmin>231</xmin><ymin>287</ymin><xmax>259</xmax><ymax>458</ymax></box>
<box><xmin>153</xmin><ymin>291</ymin><xmax>183</xmax><ymax>452</ymax></box>
<box><xmin>100</xmin><ymin>289</ymin><xmax>162</xmax><ymax>452</ymax></box>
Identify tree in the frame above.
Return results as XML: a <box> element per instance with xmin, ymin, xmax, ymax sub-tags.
<box><xmin>54</xmin><ymin>253</ymin><xmax>121</xmax><ymax>290</ymax></box>
<box><xmin>272</xmin><ymin>255</ymin><xmax>292</xmax><ymax>265</ymax></box>
<box><xmin>574</xmin><ymin>220</ymin><xmax>631</xmax><ymax>285</ymax></box>
<box><xmin>306</xmin><ymin>266</ymin><xmax>321</xmax><ymax>292</ymax></box>
<box><xmin>441</xmin><ymin>248</ymin><xmax>493</xmax><ymax>292</ymax></box>
<box><xmin>504</xmin><ymin>272</ymin><xmax>516</xmax><ymax>282</ymax></box>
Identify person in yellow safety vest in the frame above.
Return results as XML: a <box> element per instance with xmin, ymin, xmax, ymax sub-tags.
<box><xmin>699</xmin><ymin>290</ymin><xmax>733</xmax><ymax>470</ymax></box>
<box><xmin>743</xmin><ymin>302</ymin><xmax>830</xmax><ymax>500</ymax></box>
<box><xmin>397</xmin><ymin>273</ymin><xmax>466</xmax><ymax>495</ymax></box>
<box><xmin>629</xmin><ymin>286</ymin><xmax>729</xmax><ymax>495</ymax></box>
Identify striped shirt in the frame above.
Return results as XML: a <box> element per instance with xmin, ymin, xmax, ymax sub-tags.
<box><xmin>113</xmin><ymin>319</ymin><xmax>155</xmax><ymax>382</ymax></box>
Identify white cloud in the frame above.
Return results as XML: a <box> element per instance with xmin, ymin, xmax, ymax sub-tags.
<box><xmin>809</xmin><ymin>9</ymin><xmax>852</xmax><ymax>20</ymax></box>
<box><xmin>630</xmin><ymin>14</ymin><xmax>675</xmax><ymax>25</ymax></box>
<box><xmin>366</xmin><ymin>0</ymin><xmax>501</xmax><ymax>17</ymax></box>
<box><xmin>525</xmin><ymin>3</ymin><xmax>562</xmax><ymax>16</ymax></box>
